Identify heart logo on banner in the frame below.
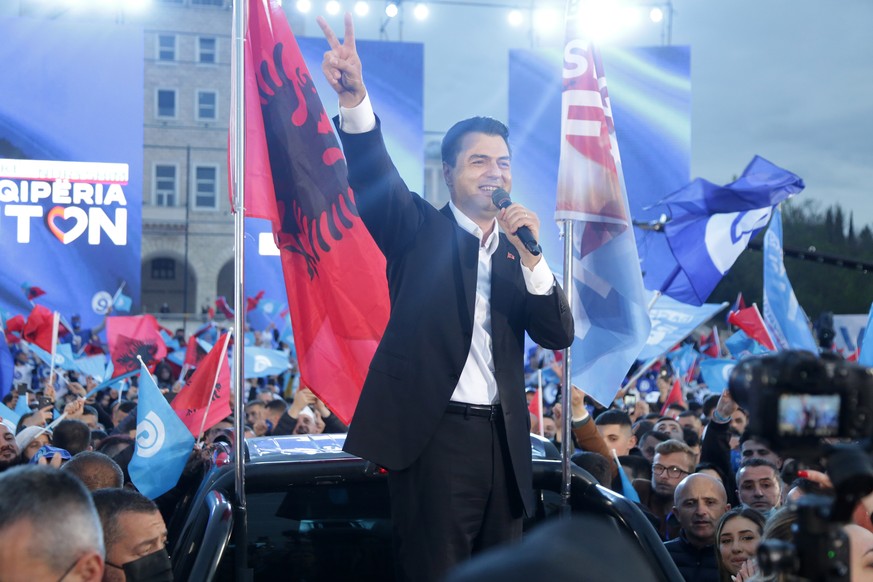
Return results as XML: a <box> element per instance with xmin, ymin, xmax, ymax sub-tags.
<box><xmin>47</xmin><ymin>206</ymin><xmax>88</xmax><ymax>244</ymax></box>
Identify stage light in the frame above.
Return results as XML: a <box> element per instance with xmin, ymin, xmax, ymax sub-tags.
<box><xmin>296</xmin><ymin>0</ymin><xmax>312</xmax><ymax>13</ymax></box>
<box><xmin>574</xmin><ymin>1</ymin><xmax>641</xmax><ymax>43</ymax></box>
<box><xmin>532</xmin><ymin>7</ymin><xmax>558</xmax><ymax>35</ymax></box>
<box><xmin>385</xmin><ymin>2</ymin><xmax>398</xmax><ymax>17</ymax></box>
<box><xmin>325</xmin><ymin>0</ymin><xmax>341</xmax><ymax>15</ymax></box>
<box><xmin>123</xmin><ymin>0</ymin><xmax>151</xmax><ymax>10</ymax></box>
<box><xmin>412</xmin><ymin>2</ymin><xmax>429</xmax><ymax>20</ymax></box>
<box><xmin>507</xmin><ymin>9</ymin><xmax>523</xmax><ymax>27</ymax></box>
<box><xmin>649</xmin><ymin>7</ymin><xmax>664</xmax><ymax>23</ymax></box>
<box><xmin>354</xmin><ymin>0</ymin><xmax>369</xmax><ymax>15</ymax></box>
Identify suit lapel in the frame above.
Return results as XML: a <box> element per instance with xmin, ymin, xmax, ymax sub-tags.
<box><xmin>440</xmin><ymin>204</ymin><xmax>477</xmax><ymax>331</ymax></box>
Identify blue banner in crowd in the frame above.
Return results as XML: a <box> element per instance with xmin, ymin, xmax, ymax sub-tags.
<box><xmin>724</xmin><ymin>330</ymin><xmax>769</xmax><ymax>359</ymax></box>
<box><xmin>859</xmin><ymin>304</ymin><xmax>873</xmax><ymax>367</ymax></box>
<box><xmin>763</xmin><ymin>206</ymin><xmax>818</xmax><ymax>352</ymax></box>
<box><xmin>0</xmin><ymin>18</ymin><xmax>143</xmax><ymax>328</ymax></box>
<box><xmin>638</xmin><ymin>294</ymin><xmax>728</xmax><ymax>361</ymax></box>
<box><xmin>699</xmin><ymin>359</ymin><xmax>736</xmax><ymax>394</ymax></box>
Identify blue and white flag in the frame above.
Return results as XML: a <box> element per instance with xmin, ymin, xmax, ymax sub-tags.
<box><xmin>25</xmin><ymin>341</ymin><xmax>78</xmax><ymax>372</ymax></box>
<box><xmin>724</xmin><ymin>330</ymin><xmax>769</xmax><ymax>359</ymax></box>
<box><xmin>637</xmin><ymin>294</ymin><xmax>728</xmax><ymax>361</ymax></box>
<box><xmin>129</xmin><ymin>360</ymin><xmax>195</xmax><ymax>499</ymax></box>
<box><xmin>666</xmin><ymin>343</ymin><xmax>699</xmax><ymax>382</ymax></box>
<box><xmin>652</xmin><ymin>156</ymin><xmax>805</xmax><ymax>305</ymax></box>
<box><xmin>859</xmin><ymin>303</ymin><xmax>873</xmax><ymax>367</ymax></box>
<box><xmin>113</xmin><ymin>292</ymin><xmax>133</xmax><ymax>313</ymax></box>
<box><xmin>0</xmin><ymin>333</ymin><xmax>13</xmax><ymax>399</ymax></box>
<box><xmin>763</xmin><ymin>207</ymin><xmax>817</xmax><ymax>352</ymax></box>
<box><xmin>242</xmin><ymin>347</ymin><xmax>289</xmax><ymax>379</ymax></box>
<box><xmin>699</xmin><ymin>359</ymin><xmax>736</xmax><ymax>394</ymax></box>
<box><xmin>833</xmin><ymin>314</ymin><xmax>867</xmax><ymax>356</ymax></box>
<box><xmin>75</xmin><ymin>354</ymin><xmax>111</xmax><ymax>383</ymax></box>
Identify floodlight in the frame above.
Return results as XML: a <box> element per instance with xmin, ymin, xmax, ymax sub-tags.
<box><xmin>325</xmin><ymin>0</ymin><xmax>341</xmax><ymax>15</ymax></box>
<box><xmin>354</xmin><ymin>0</ymin><xmax>369</xmax><ymax>15</ymax></box>
<box><xmin>649</xmin><ymin>7</ymin><xmax>664</xmax><ymax>23</ymax></box>
<box><xmin>296</xmin><ymin>0</ymin><xmax>312</xmax><ymax>13</ymax></box>
<box><xmin>385</xmin><ymin>2</ymin><xmax>398</xmax><ymax>17</ymax></box>
<box><xmin>412</xmin><ymin>3</ymin><xmax>429</xmax><ymax>20</ymax></box>
<box><xmin>507</xmin><ymin>9</ymin><xmax>523</xmax><ymax>27</ymax></box>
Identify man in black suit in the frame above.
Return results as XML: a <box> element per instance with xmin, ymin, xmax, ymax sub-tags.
<box><xmin>318</xmin><ymin>15</ymin><xmax>575</xmax><ymax>582</ymax></box>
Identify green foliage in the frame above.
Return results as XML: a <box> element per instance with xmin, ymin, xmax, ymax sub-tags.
<box><xmin>709</xmin><ymin>199</ymin><xmax>873</xmax><ymax>318</ymax></box>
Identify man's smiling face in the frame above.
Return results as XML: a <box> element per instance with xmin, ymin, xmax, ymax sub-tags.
<box><xmin>443</xmin><ymin>132</ymin><xmax>511</xmax><ymax>229</ymax></box>
<box><xmin>0</xmin><ymin>425</ymin><xmax>20</xmax><ymax>470</ymax></box>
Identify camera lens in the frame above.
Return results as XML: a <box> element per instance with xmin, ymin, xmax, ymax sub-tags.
<box><xmin>757</xmin><ymin>540</ymin><xmax>797</xmax><ymax>576</ymax></box>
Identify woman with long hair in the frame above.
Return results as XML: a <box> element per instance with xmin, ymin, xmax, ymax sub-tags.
<box><xmin>716</xmin><ymin>507</ymin><xmax>766</xmax><ymax>582</ymax></box>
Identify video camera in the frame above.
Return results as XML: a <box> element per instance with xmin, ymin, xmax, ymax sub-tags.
<box><xmin>727</xmin><ymin>351</ymin><xmax>873</xmax><ymax>581</ymax></box>
<box><xmin>728</xmin><ymin>350</ymin><xmax>873</xmax><ymax>460</ymax></box>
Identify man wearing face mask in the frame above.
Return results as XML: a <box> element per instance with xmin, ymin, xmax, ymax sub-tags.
<box><xmin>92</xmin><ymin>489</ymin><xmax>172</xmax><ymax>582</ymax></box>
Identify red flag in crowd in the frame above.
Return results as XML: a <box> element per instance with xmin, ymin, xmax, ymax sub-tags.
<box><xmin>183</xmin><ymin>335</ymin><xmax>210</xmax><ymax>369</ymax></box>
<box><xmin>21</xmin><ymin>283</ymin><xmax>46</xmax><ymax>302</ymax></box>
<box><xmin>4</xmin><ymin>315</ymin><xmax>25</xmax><ymax>344</ymax></box>
<box><xmin>727</xmin><ymin>292</ymin><xmax>747</xmax><ymax>324</ymax></box>
<box><xmin>246</xmin><ymin>290</ymin><xmax>264</xmax><ymax>312</ymax></box>
<box><xmin>171</xmin><ymin>333</ymin><xmax>232</xmax><ymax>438</ymax></box>
<box><xmin>107</xmin><ymin>315</ymin><xmax>168</xmax><ymax>377</ymax></box>
<box><xmin>728</xmin><ymin>304</ymin><xmax>776</xmax><ymax>351</ymax></box>
<box><xmin>22</xmin><ymin>305</ymin><xmax>59</xmax><ymax>352</ymax></box>
<box><xmin>215</xmin><ymin>296</ymin><xmax>234</xmax><ymax>319</ymax></box>
<box><xmin>660</xmin><ymin>379</ymin><xmax>685</xmax><ymax>417</ymax></box>
<box><xmin>232</xmin><ymin>0</ymin><xmax>389</xmax><ymax>424</ymax></box>
<box><xmin>699</xmin><ymin>327</ymin><xmax>720</xmax><ymax>358</ymax></box>
<box><xmin>527</xmin><ymin>388</ymin><xmax>544</xmax><ymax>437</ymax></box>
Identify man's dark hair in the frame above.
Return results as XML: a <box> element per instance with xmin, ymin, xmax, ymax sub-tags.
<box><xmin>112</xmin><ymin>400</ymin><xmax>137</xmax><ymax>415</ymax></box>
<box><xmin>682</xmin><ymin>427</ymin><xmax>700</xmax><ymax>448</ymax></box>
<box><xmin>594</xmin><ymin>409</ymin><xmax>632</xmax><ymax>428</ymax></box>
<box><xmin>82</xmin><ymin>404</ymin><xmax>99</xmax><ymax>418</ymax></box>
<box><xmin>677</xmin><ymin>410</ymin><xmax>699</xmax><ymax>420</ymax></box>
<box><xmin>702</xmin><ymin>394</ymin><xmax>720</xmax><ymax>417</ymax></box>
<box><xmin>92</xmin><ymin>488</ymin><xmax>160</xmax><ymax>545</ymax></box>
<box><xmin>570</xmin><ymin>451</ymin><xmax>611</xmax><ymax>486</ymax></box>
<box><xmin>695</xmin><ymin>461</ymin><xmax>727</xmax><ymax>484</ymax></box>
<box><xmin>62</xmin><ymin>451</ymin><xmax>124</xmax><ymax>491</ymax></box>
<box><xmin>52</xmin><ymin>419</ymin><xmax>92</xmax><ymax>455</ymax></box>
<box><xmin>264</xmin><ymin>399</ymin><xmax>289</xmax><ymax>414</ymax></box>
<box><xmin>0</xmin><ymin>466</ymin><xmax>104</xmax><ymax>571</ymax></box>
<box><xmin>639</xmin><ymin>430</ymin><xmax>671</xmax><ymax>445</ymax></box>
<box><xmin>642</xmin><ymin>412</ymin><xmax>662</xmax><ymax>421</ymax></box>
<box><xmin>632</xmin><ymin>420</ymin><xmax>654</xmax><ymax>441</ymax></box>
<box><xmin>619</xmin><ymin>454</ymin><xmax>652</xmax><ymax>481</ymax></box>
<box><xmin>736</xmin><ymin>457</ymin><xmax>781</xmax><ymax>484</ymax></box>
<box><xmin>441</xmin><ymin>117</ymin><xmax>510</xmax><ymax>167</ymax></box>
<box><xmin>739</xmin><ymin>432</ymin><xmax>772</xmax><ymax>448</ymax></box>
<box><xmin>14</xmin><ymin>411</ymin><xmax>39</xmax><ymax>434</ymax></box>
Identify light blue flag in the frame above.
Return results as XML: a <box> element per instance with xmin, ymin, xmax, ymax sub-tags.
<box><xmin>638</xmin><ymin>294</ymin><xmax>728</xmax><ymax>361</ymax></box>
<box><xmin>724</xmin><ymin>330</ymin><xmax>769</xmax><ymax>359</ymax></box>
<box><xmin>666</xmin><ymin>343</ymin><xmax>698</xmax><ymax>381</ymax></box>
<box><xmin>762</xmin><ymin>206</ymin><xmax>818</xmax><ymax>352</ymax></box>
<box><xmin>113</xmin><ymin>292</ymin><xmax>133</xmax><ymax>313</ymax></box>
<box><xmin>128</xmin><ymin>361</ymin><xmax>195</xmax><ymax>499</ymax></box>
<box><xmin>242</xmin><ymin>347</ymin><xmax>290</xmax><ymax>379</ymax></box>
<box><xmin>0</xmin><ymin>402</ymin><xmax>22</xmax><ymax>425</ymax></box>
<box><xmin>75</xmin><ymin>354</ymin><xmax>110</xmax><ymax>383</ymax></box>
<box><xmin>699</xmin><ymin>359</ymin><xmax>737</xmax><ymax>394</ymax></box>
<box><xmin>167</xmin><ymin>349</ymin><xmax>186</xmax><ymax>367</ymax></box>
<box><xmin>858</xmin><ymin>303</ymin><xmax>873</xmax><ymax>367</ymax></box>
<box><xmin>617</xmin><ymin>462</ymin><xmax>641</xmax><ymax>503</ymax></box>
<box><xmin>26</xmin><ymin>342</ymin><xmax>79</xmax><ymax>372</ymax></box>
<box><xmin>0</xmin><ymin>333</ymin><xmax>12</xmax><ymax>399</ymax></box>
<box><xmin>651</xmin><ymin>156</ymin><xmax>805</xmax><ymax>305</ymax></box>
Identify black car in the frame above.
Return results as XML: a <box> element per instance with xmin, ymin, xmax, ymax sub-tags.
<box><xmin>167</xmin><ymin>434</ymin><xmax>681</xmax><ymax>581</ymax></box>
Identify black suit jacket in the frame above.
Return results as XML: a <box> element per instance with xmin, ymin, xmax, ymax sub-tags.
<box><xmin>336</xmin><ymin>118</ymin><xmax>574</xmax><ymax>515</ymax></box>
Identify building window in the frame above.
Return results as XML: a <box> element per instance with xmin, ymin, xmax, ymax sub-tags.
<box><xmin>151</xmin><ymin>258</ymin><xmax>176</xmax><ymax>280</ymax></box>
<box><xmin>156</xmin><ymin>89</ymin><xmax>176</xmax><ymax>118</ymax></box>
<box><xmin>192</xmin><ymin>0</ymin><xmax>223</xmax><ymax>5</ymax></box>
<box><xmin>154</xmin><ymin>165</ymin><xmax>177</xmax><ymax>207</ymax></box>
<box><xmin>196</xmin><ymin>90</ymin><xmax>217</xmax><ymax>121</ymax></box>
<box><xmin>198</xmin><ymin>37</ymin><xmax>217</xmax><ymax>64</ymax></box>
<box><xmin>157</xmin><ymin>34</ymin><xmax>176</xmax><ymax>62</ymax></box>
<box><xmin>194</xmin><ymin>166</ymin><xmax>218</xmax><ymax>208</ymax></box>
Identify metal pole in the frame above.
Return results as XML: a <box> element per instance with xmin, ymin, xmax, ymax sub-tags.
<box><xmin>231</xmin><ymin>0</ymin><xmax>250</xmax><ymax>580</ymax></box>
<box><xmin>560</xmin><ymin>219</ymin><xmax>574</xmax><ymax>515</ymax></box>
<box><xmin>183</xmin><ymin>145</ymin><xmax>191</xmax><ymax>328</ymax></box>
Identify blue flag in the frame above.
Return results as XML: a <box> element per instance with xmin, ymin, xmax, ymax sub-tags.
<box><xmin>26</xmin><ymin>342</ymin><xmax>79</xmax><ymax>372</ymax></box>
<box><xmin>724</xmin><ymin>330</ymin><xmax>769</xmax><ymax>359</ymax></box>
<box><xmin>859</xmin><ymin>304</ymin><xmax>873</xmax><ymax>367</ymax></box>
<box><xmin>113</xmin><ymin>292</ymin><xmax>133</xmax><ymax>313</ymax></box>
<box><xmin>638</xmin><ymin>294</ymin><xmax>728</xmax><ymax>361</ymax></box>
<box><xmin>651</xmin><ymin>156</ymin><xmax>805</xmax><ymax>305</ymax></box>
<box><xmin>667</xmin><ymin>343</ymin><xmax>699</xmax><ymax>382</ymax></box>
<box><xmin>699</xmin><ymin>359</ymin><xmax>737</xmax><ymax>394</ymax></box>
<box><xmin>129</xmin><ymin>361</ymin><xmax>195</xmax><ymax>499</ymax></box>
<box><xmin>241</xmin><ymin>347</ymin><xmax>289</xmax><ymax>379</ymax></box>
<box><xmin>763</xmin><ymin>207</ymin><xmax>817</xmax><ymax>352</ymax></box>
<box><xmin>0</xmin><ymin>333</ymin><xmax>12</xmax><ymax>399</ymax></box>
<box><xmin>75</xmin><ymin>354</ymin><xmax>111</xmax><ymax>383</ymax></box>
<box><xmin>613</xmin><ymin>452</ymin><xmax>640</xmax><ymax>502</ymax></box>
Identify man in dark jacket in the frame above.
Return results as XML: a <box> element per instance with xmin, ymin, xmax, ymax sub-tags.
<box><xmin>664</xmin><ymin>473</ymin><xmax>729</xmax><ymax>582</ymax></box>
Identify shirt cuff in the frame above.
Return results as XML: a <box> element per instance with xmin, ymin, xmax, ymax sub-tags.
<box><xmin>338</xmin><ymin>93</ymin><xmax>376</xmax><ymax>134</ymax></box>
<box><xmin>522</xmin><ymin>256</ymin><xmax>556</xmax><ymax>296</ymax></box>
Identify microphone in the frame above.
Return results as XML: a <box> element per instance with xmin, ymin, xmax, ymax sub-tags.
<box><xmin>491</xmin><ymin>188</ymin><xmax>542</xmax><ymax>256</ymax></box>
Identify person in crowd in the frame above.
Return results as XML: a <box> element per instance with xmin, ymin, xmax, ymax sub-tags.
<box><xmin>317</xmin><ymin>14</ymin><xmax>574</xmax><ymax>581</ymax></box>
<box><xmin>684</xmin><ymin>428</ymin><xmax>702</xmax><ymax>464</ymax></box>
<box><xmin>620</xmin><ymin>454</ymin><xmax>653</xmax><ymax>482</ymax></box>
<box><xmin>92</xmin><ymin>488</ymin><xmax>172</xmax><ymax>581</ymax></box>
<box><xmin>63</xmin><ymin>451</ymin><xmax>125</xmax><ymax>491</ymax></box>
<box><xmin>700</xmin><ymin>389</ymin><xmax>741</xmax><ymax>507</ymax></box>
<box><xmin>111</xmin><ymin>400</ymin><xmax>137</xmax><ymax>429</ymax></box>
<box><xmin>730</xmin><ymin>407</ymin><xmax>749</xmax><ymax>436</ymax></box>
<box><xmin>571</xmin><ymin>451</ymin><xmax>612</xmax><ymax>486</ymax></box>
<box><xmin>569</xmin><ymin>387</ymin><xmax>617</xmax><ymax>480</ymax></box>
<box><xmin>0</xmin><ymin>421</ymin><xmax>21</xmax><ymax>473</ymax></box>
<box><xmin>654</xmin><ymin>417</ymin><xmax>686</xmax><ymax>441</ymax></box>
<box><xmin>665</xmin><ymin>473</ymin><xmax>731</xmax><ymax>582</ymax></box>
<box><xmin>701</xmin><ymin>394</ymin><xmax>720</xmax><ymax>425</ymax></box>
<box><xmin>541</xmin><ymin>415</ymin><xmax>557</xmax><ymax>440</ymax></box>
<box><xmin>634</xmin><ymin>439</ymin><xmax>697</xmax><ymax>540</ymax></box>
<box><xmin>736</xmin><ymin>458</ymin><xmax>782</xmax><ymax>516</ymax></box>
<box><xmin>53</xmin><ymin>418</ymin><xmax>94</xmax><ymax>456</ymax></box>
<box><xmin>595</xmin><ymin>409</ymin><xmax>638</xmax><ymax>457</ymax></box>
<box><xmin>695</xmin><ymin>461</ymin><xmax>728</xmax><ymax>486</ymax></box>
<box><xmin>628</xmin><ymin>397</ymin><xmax>651</xmax><ymax>424</ymax></box>
<box><xmin>639</xmin><ymin>430</ymin><xmax>672</xmax><ymax>463</ymax></box>
<box><xmin>0</xmin><ymin>465</ymin><xmax>104</xmax><ymax>580</ymax></box>
<box><xmin>678</xmin><ymin>410</ymin><xmax>704</xmax><ymax>437</ymax></box>
<box><xmin>715</xmin><ymin>507</ymin><xmax>765</xmax><ymax>582</ymax></box>
<box><xmin>14</xmin><ymin>425</ymin><xmax>52</xmax><ymax>463</ymax></box>
<box><xmin>739</xmin><ymin>434</ymin><xmax>783</xmax><ymax>469</ymax></box>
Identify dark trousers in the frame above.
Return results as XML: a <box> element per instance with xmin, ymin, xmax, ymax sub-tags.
<box><xmin>387</xmin><ymin>408</ymin><xmax>523</xmax><ymax>582</ymax></box>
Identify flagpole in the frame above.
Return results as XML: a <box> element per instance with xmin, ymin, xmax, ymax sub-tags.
<box><xmin>196</xmin><ymin>331</ymin><xmax>233</xmax><ymax>441</ymax></box>
<box><xmin>231</xmin><ymin>1</ymin><xmax>251</xmax><ymax>580</ymax></box>
<box><xmin>560</xmin><ymin>219</ymin><xmax>574</xmax><ymax>515</ymax></box>
<box><xmin>48</xmin><ymin>311</ymin><xmax>60</xmax><ymax>391</ymax></box>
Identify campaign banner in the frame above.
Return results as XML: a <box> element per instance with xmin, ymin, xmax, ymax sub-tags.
<box><xmin>244</xmin><ymin>37</ymin><xmax>423</xmax><ymax>315</ymax></box>
<box><xmin>508</xmin><ymin>46</ymin><xmax>691</xmax><ymax>288</ymax></box>
<box><xmin>0</xmin><ymin>18</ymin><xmax>143</xmax><ymax>329</ymax></box>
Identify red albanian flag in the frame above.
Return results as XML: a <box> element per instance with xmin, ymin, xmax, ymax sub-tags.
<box><xmin>231</xmin><ymin>0</ymin><xmax>389</xmax><ymax>424</ymax></box>
<box><xmin>107</xmin><ymin>315</ymin><xmax>168</xmax><ymax>378</ymax></box>
<box><xmin>171</xmin><ymin>333</ymin><xmax>232</xmax><ymax>438</ymax></box>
